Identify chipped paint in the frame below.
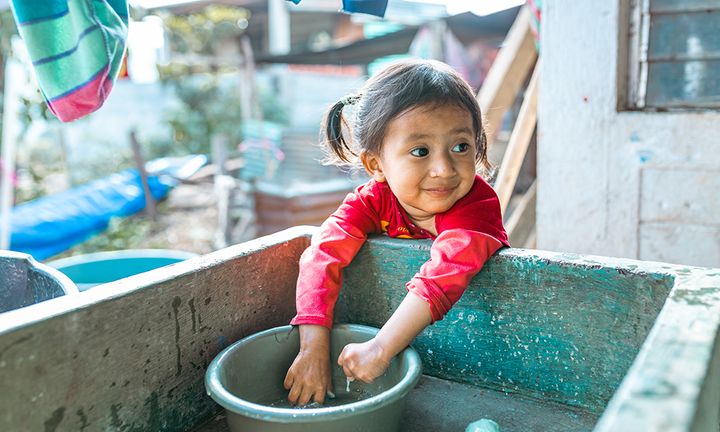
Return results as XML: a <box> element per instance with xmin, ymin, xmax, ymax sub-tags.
<box><xmin>671</xmin><ymin>287</ymin><xmax>720</xmax><ymax>307</ymax></box>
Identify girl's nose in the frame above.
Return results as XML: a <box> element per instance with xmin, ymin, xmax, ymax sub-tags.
<box><xmin>429</xmin><ymin>154</ymin><xmax>455</xmax><ymax>178</ymax></box>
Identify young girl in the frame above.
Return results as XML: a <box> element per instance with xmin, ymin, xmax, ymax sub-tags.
<box><xmin>283</xmin><ymin>59</ymin><xmax>509</xmax><ymax>406</ymax></box>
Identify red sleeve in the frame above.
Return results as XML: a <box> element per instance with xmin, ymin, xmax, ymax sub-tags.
<box><xmin>290</xmin><ymin>182</ymin><xmax>382</xmax><ymax>328</ymax></box>
<box><xmin>406</xmin><ymin>229</ymin><xmax>503</xmax><ymax>322</ymax></box>
<box><xmin>437</xmin><ymin>175</ymin><xmax>509</xmax><ymax>247</ymax></box>
<box><xmin>408</xmin><ymin>176</ymin><xmax>508</xmax><ymax>322</ymax></box>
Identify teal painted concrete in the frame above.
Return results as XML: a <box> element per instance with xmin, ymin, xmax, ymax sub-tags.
<box><xmin>337</xmin><ymin>237</ymin><xmax>674</xmax><ymax>413</ymax></box>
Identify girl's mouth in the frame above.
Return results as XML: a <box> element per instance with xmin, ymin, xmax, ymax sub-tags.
<box><xmin>424</xmin><ymin>187</ymin><xmax>455</xmax><ymax>196</ymax></box>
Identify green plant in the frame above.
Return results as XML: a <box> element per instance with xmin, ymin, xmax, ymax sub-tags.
<box><xmin>155</xmin><ymin>5</ymin><xmax>286</xmax><ymax>156</ymax></box>
<box><xmin>52</xmin><ymin>214</ymin><xmax>163</xmax><ymax>259</ymax></box>
<box><xmin>163</xmin><ymin>5</ymin><xmax>250</xmax><ymax>56</ymax></box>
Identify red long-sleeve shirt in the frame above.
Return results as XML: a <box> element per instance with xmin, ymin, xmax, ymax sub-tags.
<box><xmin>291</xmin><ymin>175</ymin><xmax>509</xmax><ymax>328</ymax></box>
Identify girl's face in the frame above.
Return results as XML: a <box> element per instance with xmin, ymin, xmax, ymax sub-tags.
<box><xmin>362</xmin><ymin>103</ymin><xmax>478</xmax><ymax>226</ymax></box>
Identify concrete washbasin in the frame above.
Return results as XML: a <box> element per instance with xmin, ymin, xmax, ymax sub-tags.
<box><xmin>0</xmin><ymin>227</ymin><xmax>718</xmax><ymax>431</ymax></box>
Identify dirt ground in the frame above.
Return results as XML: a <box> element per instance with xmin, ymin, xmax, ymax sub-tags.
<box><xmin>137</xmin><ymin>182</ymin><xmax>220</xmax><ymax>255</ymax></box>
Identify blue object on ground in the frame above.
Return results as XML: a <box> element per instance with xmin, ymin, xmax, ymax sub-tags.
<box><xmin>0</xmin><ymin>250</ymin><xmax>78</xmax><ymax>313</ymax></box>
<box><xmin>9</xmin><ymin>155</ymin><xmax>207</xmax><ymax>260</ymax></box>
<box><xmin>466</xmin><ymin>419</ymin><xmax>501</xmax><ymax>432</ymax></box>
<box><xmin>286</xmin><ymin>0</ymin><xmax>388</xmax><ymax>17</ymax></box>
<box><xmin>48</xmin><ymin>249</ymin><xmax>198</xmax><ymax>291</ymax></box>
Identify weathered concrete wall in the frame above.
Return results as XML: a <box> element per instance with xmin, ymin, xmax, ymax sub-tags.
<box><xmin>537</xmin><ymin>1</ymin><xmax>720</xmax><ymax>267</ymax></box>
<box><xmin>0</xmin><ymin>229</ymin><xmax>308</xmax><ymax>432</ymax></box>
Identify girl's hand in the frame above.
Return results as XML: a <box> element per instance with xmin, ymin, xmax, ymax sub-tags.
<box><xmin>284</xmin><ymin>325</ymin><xmax>332</xmax><ymax>405</ymax></box>
<box><xmin>337</xmin><ymin>338</ymin><xmax>390</xmax><ymax>383</ymax></box>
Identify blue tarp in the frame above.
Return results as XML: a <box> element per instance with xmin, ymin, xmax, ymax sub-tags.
<box><xmin>286</xmin><ymin>0</ymin><xmax>389</xmax><ymax>17</ymax></box>
<box><xmin>10</xmin><ymin>155</ymin><xmax>207</xmax><ymax>260</ymax></box>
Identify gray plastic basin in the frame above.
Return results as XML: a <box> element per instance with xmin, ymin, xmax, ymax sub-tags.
<box><xmin>205</xmin><ymin>324</ymin><xmax>422</xmax><ymax>432</ymax></box>
<box><xmin>0</xmin><ymin>250</ymin><xmax>78</xmax><ymax>313</ymax></box>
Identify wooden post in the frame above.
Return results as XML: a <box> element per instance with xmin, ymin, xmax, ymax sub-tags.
<box><xmin>129</xmin><ymin>130</ymin><xmax>157</xmax><ymax>221</ymax></box>
<box><xmin>239</xmin><ymin>36</ymin><xmax>253</xmax><ymax>123</ymax></box>
<box><xmin>477</xmin><ymin>6</ymin><xmax>537</xmax><ymax>147</ymax></box>
<box><xmin>212</xmin><ymin>134</ymin><xmax>233</xmax><ymax>248</ymax></box>
<box><xmin>506</xmin><ymin>180</ymin><xmax>537</xmax><ymax>248</ymax></box>
<box><xmin>493</xmin><ymin>64</ymin><xmax>539</xmax><ymax>215</ymax></box>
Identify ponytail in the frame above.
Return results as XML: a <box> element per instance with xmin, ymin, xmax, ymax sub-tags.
<box><xmin>476</xmin><ymin>127</ymin><xmax>490</xmax><ymax>171</ymax></box>
<box><xmin>322</xmin><ymin>94</ymin><xmax>361</xmax><ymax>166</ymax></box>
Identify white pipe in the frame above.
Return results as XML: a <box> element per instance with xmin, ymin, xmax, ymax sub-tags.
<box><xmin>0</xmin><ymin>58</ymin><xmax>21</xmax><ymax>250</ymax></box>
<box><xmin>268</xmin><ymin>0</ymin><xmax>291</xmax><ymax>55</ymax></box>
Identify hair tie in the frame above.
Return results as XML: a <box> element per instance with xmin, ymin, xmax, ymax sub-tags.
<box><xmin>339</xmin><ymin>94</ymin><xmax>360</xmax><ymax>106</ymax></box>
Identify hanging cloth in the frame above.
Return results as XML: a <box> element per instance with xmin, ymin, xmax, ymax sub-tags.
<box><xmin>286</xmin><ymin>0</ymin><xmax>389</xmax><ymax>18</ymax></box>
<box><xmin>10</xmin><ymin>0</ymin><xmax>129</xmax><ymax>122</ymax></box>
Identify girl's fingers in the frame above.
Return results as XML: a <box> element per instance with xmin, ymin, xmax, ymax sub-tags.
<box><xmin>326</xmin><ymin>378</ymin><xmax>335</xmax><ymax>398</ymax></box>
<box><xmin>313</xmin><ymin>387</ymin><xmax>326</xmax><ymax>404</ymax></box>
<box><xmin>287</xmin><ymin>383</ymin><xmax>302</xmax><ymax>405</ymax></box>
<box><xmin>337</xmin><ymin>346</ymin><xmax>348</xmax><ymax>366</ymax></box>
<box><xmin>298</xmin><ymin>386</ymin><xmax>314</xmax><ymax>406</ymax></box>
<box><xmin>283</xmin><ymin>370</ymin><xmax>294</xmax><ymax>390</ymax></box>
<box><xmin>342</xmin><ymin>363</ymin><xmax>355</xmax><ymax>381</ymax></box>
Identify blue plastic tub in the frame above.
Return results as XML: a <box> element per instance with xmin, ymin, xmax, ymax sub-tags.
<box><xmin>48</xmin><ymin>249</ymin><xmax>198</xmax><ymax>291</ymax></box>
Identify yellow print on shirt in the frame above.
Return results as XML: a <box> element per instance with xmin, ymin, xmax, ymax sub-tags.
<box><xmin>380</xmin><ymin>220</ymin><xmax>412</xmax><ymax>238</ymax></box>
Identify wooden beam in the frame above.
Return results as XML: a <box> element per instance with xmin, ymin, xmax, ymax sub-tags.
<box><xmin>506</xmin><ymin>180</ymin><xmax>537</xmax><ymax>248</ymax></box>
<box><xmin>524</xmin><ymin>228</ymin><xmax>537</xmax><ymax>249</ymax></box>
<box><xmin>212</xmin><ymin>134</ymin><xmax>233</xmax><ymax>248</ymax></box>
<box><xmin>477</xmin><ymin>6</ymin><xmax>538</xmax><ymax>147</ymax></box>
<box><xmin>130</xmin><ymin>130</ymin><xmax>157</xmax><ymax>221</ymax></box>
<box><xmin>494</xmin><ymin>64</ymin><xmax>539</xmax><ymax>215</ymax></box>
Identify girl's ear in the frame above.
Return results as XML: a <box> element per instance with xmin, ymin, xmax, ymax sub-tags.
<box><xmin>360</xmin><ymin>152</ymin><xmax>385</xmax><ymax>182</ymax></box>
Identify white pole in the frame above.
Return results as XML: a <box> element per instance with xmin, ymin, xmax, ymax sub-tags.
<box><xmin>268</xmin><ymin>0</ymin><xmax>291</xmax><ymax>55</ymax></box>
<box><xmin>0</xmin><ymin>57</ymin><xmax>21</xmax><ymax>250</ymax></box>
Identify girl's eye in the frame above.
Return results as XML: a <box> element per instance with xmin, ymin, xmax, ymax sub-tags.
<box><xmin>410</xmin><ymin>147</ymin><xmax>429</xmax><ymax>157</ymax></box>
<box><xmin>452</xmin><ymin>143</ymin><xmax>470</xmax><ymax>153</ymax></box>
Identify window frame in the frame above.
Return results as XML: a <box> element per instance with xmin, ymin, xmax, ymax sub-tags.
<box><xmin>622</xmin><ymin>0</ymin><xmax>720</xmax><ymax>111</ymax></box>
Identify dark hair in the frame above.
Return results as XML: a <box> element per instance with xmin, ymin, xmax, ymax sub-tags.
<box><xmin>321</xmin><ymin>59</ymin><xmax>489</xmax><ymax>171</ymax></box>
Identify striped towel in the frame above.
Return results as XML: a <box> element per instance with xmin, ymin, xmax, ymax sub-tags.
<box><xmin>10</xmin><ymin>0</ymin><xmax>128</xmax><ymax>122</ymax></box>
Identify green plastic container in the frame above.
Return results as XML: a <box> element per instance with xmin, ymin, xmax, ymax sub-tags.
<box><xmin>48</xmin><ymin>249</ymin><xmax>197</xmax><ymax>291</ymax></box>
<box><xmin>205</xmin><ymin>324</ymin><xmax>422</xmax><ymax>432</ymax></box>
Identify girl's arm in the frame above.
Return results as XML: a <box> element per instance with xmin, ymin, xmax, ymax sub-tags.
<box><xmin>338</xmin><ymin>291</ymin><xmax>431</xmax><ymax>382</ymax></box>
<box><xmin>286</xmin><ymin>183</ymin><xmax>381</xmax><ymax>404</ymax></box>
<box><xmin>285</xmin><ymin>217</ymin><xmax>368</xmax><ymax>405</ymax></box>
<box><xmin>284</xmin><ymin>325</ymin><xmax>331</xmax><ymax>405</ymax></box>
<box><xmin>407</xmin><ymin>229</ymin><xmax>503</xmax><ymax>321</ymax></box>
<box><xmin>338</xmin><ymin>229</ymin><xmax>503</xmax><ymax>383</ymax></box>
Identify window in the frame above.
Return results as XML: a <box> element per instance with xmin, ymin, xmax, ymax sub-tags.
<box><xmin>625</xmin><ymin>0</ymin><xmax>720</xmax><ymax>110</ymax></box>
